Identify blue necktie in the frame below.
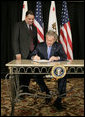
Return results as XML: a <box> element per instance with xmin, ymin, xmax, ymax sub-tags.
<box><xmin>47</xmin><ymin>46</ymin><xmax>52</xmax><ymax>59</ymax></box>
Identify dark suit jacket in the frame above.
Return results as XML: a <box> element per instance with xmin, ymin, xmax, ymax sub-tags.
<box><xmin>31</xmin><ymin>42</ymin><xmax>67</xmax><ymax>61</ymax></box>
<box><xmin>12</xmin><ymin>21</ymin><xmax>38</xmax><ymax>59</ymax></box>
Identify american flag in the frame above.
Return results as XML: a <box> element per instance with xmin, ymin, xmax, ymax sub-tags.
<box><xmin>34</xmin><ymin>1</ymin><xmax>44</xmax><ymax>42</ymax></box>
<box><xmin>60</xmin><ymin>1</ymin><xmax>73</xmax><ymax>60</ymax></box>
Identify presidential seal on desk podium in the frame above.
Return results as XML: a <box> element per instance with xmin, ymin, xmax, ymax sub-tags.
<box><xmin>51</xmin><ymin>65</ymin><xmax>67</xmax><ymax>80</ymax></box>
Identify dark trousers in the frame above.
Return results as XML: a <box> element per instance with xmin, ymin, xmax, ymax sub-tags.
<box><xmin>19</xmin><ymin>74</ymin><xmax>66</xmax><ymax>94</ymax></box>
<box><xmin>54</xmin><ymin>76</ymin><xmax>67</xmax><ymax>103</ymax></box>
<box><xmin>58</xmin><ymin>76</ymin><xmax>67</xmax><ymax>97</ymax></box>
<box><xmin>19</xmin><ymin>74</ymin><xmax>50</xmax><ymax>94</ymax></box>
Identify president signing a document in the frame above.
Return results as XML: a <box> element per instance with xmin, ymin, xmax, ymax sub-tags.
<box><xmin>31</xmin><ymin>30</ymin><xmax>68</xmax><ymax>110</ymax></box>
<box><xmin>31</xmin><ymin>30</ymin><xmax>67</xmax><ymax>62</ymax></box>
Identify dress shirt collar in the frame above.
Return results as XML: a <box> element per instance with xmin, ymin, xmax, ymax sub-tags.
<box><xmin>27</xmin><ymin>24</ymin><xmax>32</xmax><ymax>30</ymax></box>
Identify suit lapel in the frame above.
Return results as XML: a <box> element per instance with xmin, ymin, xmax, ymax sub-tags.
<box><xmin>43</xmin><ymin>43</ymin><xmax>48</xmax><ymax>59</ymax></box>
<box><xmin>23</xmin><ymin>21</ymin><xmax>30</xmax><ymax>35</ymax></box>
<box><xmin>50</xmin><ymin>43</ymin><xmax>56</xmax><ymax>57</ymax></box>
<box><xmin>50</xmin><ymin>47</ymin><xmax>54</xmax><ymax>57</ymax></box>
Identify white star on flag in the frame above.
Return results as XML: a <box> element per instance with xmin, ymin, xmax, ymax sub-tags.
<box><xmin>22</xmin><ymin>1</ymin><xmax>28</xmax><ymax>21</ymax></box>
<box><xmin>34</xmin><ymin>1</ymin><xmax>44</xmax><ymax>42</ymax></box>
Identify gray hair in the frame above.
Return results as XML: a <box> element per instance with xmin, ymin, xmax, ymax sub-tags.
<box><xmin>46</xmin><ymin>30</ymin><xmax>58</xmax><ymax>41</ymax></box>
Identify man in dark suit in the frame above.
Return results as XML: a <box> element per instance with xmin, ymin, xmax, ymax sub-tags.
<box><xmin>31</xmin><ymin>30</ymin><xmax>67</xmax><ymax>110</ymax></box>
<box><xmin>12</xmin><ymin>10</ymin><xmax>50</xmax><ymax>97</ymax></box>
<box><xmin>12</xmin><ymin>10</ymin><xmax>37</xmax><ymax>59</ymax></box>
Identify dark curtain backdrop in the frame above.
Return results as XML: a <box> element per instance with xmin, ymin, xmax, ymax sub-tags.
<box><xmin>1</xmin><ymin>1</ymin><xmax>84</xmax><ymax>78</ymax></box>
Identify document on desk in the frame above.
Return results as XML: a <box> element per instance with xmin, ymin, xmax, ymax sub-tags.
<box><xmin>33</xmin><ymin>59</ymin><xmax>50</xmax><ymax>63</ymax></box>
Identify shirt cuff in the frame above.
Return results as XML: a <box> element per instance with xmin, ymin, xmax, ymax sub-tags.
<box><xmin>57</xmin><ymin>56</ymin><xmax>60</xmax><ymax>60</ymax></box>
